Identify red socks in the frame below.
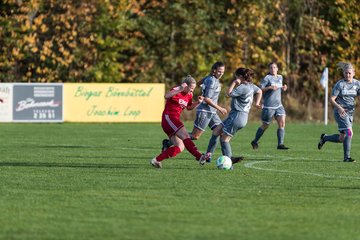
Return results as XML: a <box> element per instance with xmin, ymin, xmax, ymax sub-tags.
<box><xmin>156</xmin><ymin>146</ymin><xmax>181</xmax><ymax>161</ymax></box>
<box><xmin>156</xmin><ymin>138</ymin><xmax>202</xmax><ymax>161</ymax></box>
<box><xmin>183</xmin><ymin>138</ymin><xmax>202</xmax><ymax>160</ymax></box>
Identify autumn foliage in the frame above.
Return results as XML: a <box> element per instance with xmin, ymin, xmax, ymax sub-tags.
<box><xmin>0</xmin><ymin>0</ymin><xmax>359</xmax><ymax>119</ymax></box>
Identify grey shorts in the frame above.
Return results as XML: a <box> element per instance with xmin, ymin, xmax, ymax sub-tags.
<box><xmin>334</xmin><ymin>110</ymin><xmax>353</xmax><ymax>131</ymax></box>
<box><xmin>194</xmin><ymin>111</ymin><xmax>222</xmax><ymax>131</ymax></box>
<box><xmin>261</xmin><ymin>106</ymin><xmax>286</xmax><ymax>124</ymax></box>
<box><xmin>222</xmin><ymin>111</ymin><xmax>248</xmax><ymax>137</ymax></box>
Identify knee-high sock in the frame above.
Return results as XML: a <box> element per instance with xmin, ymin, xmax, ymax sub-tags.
<box><xmin>343</xmin><ymin>136</ymin><xmax>352</xmax><ymax>159</ymax></box>
<box><xmin>220</xmin><ymin>141</ymin><xmax>232</xmax><ymax>158</ymax></box>
<box><xmin>156</xmin><ymin>146</ymin><xmax>181</xmax><ymax>161</ymax></box>
<box><xmin>253</xmin><ymin>127</ymin><xmax>265</xmax><ymax>143</ymax></box>
<box><xmin>277</xmin><ymin>128</ymin><xmax>285</xmax><ymax>145</ymax></box>
<box><xmin>183</xmin><ymin>138</ymin><xmax>202</xmax><ymax>160</ymax></box>
<box><xmin>343</xmin><ymin>130</ymin><xmax>352</xmax><ymax>159</ymax></box>
<box><xmin>207</xmin><ymin>135</ymin><xmax>219</xmax><ymax>154</ymax></box>
<box><xmin>324</xmin><ymin>134</ymin><xmax>340</xmax><ymax>143</ymax></box>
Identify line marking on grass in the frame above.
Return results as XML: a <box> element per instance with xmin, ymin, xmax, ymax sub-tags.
<box><xmin>244</xmin><ymin>158</ymin><xmax>360</xmax><ymax>180</ymax></box>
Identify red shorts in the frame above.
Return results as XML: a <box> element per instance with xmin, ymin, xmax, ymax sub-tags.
<box><xmin>161</xmin><ymin>114</ymin><xmax>184</xmax><ymax>137</ymax></box>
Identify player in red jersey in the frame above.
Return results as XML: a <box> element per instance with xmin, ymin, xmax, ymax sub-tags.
<box><xmin>150</xmin><ymin>75</ymin><xmax>211</xmax><ymax>168</ymax></box>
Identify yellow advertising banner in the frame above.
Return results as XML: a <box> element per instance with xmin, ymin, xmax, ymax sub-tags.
<box><xmin>64</xmin><ymin>83</ymin><xmax>165</xmax><ymax>122</ymax></box>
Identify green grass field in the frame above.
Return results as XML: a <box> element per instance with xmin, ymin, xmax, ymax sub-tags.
<box><xmin>1</xmin><ymin>122</ymin><xmax>360</xmax><ymax>240</ymax></box>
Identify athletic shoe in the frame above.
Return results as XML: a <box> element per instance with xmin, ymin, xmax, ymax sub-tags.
<box><xmin>344</xmin><ymin>157</ymin><xmax>356</xmax><ymax>163</ymax></box>
<box><xmin>251</xmin><ymin>141</ymin><xmax>258</xmax><ymax>150</ymax></box>
<box><xmin>199</xmin><ymin>152</ymin><xmax>212</xmax><ymax>165</ymax></box>
<box><xmin>318</xmin><ymin>134</ymin><xmax>325</xmax><ymax>150</ymax></box>
<box><xmin>231</xmin><ymin>156</ymin><xmax>244</xmax><ymax>164</ymax></box>
<box><xmin>150</xmin><ymin>158</ymin><xmax>162</xmax><ymax>168</ymax></box>
<box><xmin>162</xmin><ymin>139</ymin><xmax>170</xmax><ymax>151</ymax></box>
<box><xmin>277</xmin><ymin>144</ymin><xmax>289</xmax><ymax>150</ymax></box>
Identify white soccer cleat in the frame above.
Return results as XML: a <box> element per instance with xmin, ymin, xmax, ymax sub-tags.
<box><xmin>150</xmin><ymin>158</ymin><xmax>162</xmax><ymax>168</ymax></box>
<box><xmin>199</xmin><ymin>152</ymin><xmax>212</xmax><ymax>166</ymax></box>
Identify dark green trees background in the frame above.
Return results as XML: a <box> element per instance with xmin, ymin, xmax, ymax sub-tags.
<box><xmin>1</xmin><ymin>0</ymin><xmax>359</xmax><ymax>120</ymax></box>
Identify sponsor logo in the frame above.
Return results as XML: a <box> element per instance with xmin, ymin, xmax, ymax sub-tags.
<box><xmin>16</xmin><ymin>98</ymin><xmax>60</xmax><ymax>112</ymax></box>
<box><xmin>178</xmin><ymin>99</ymin><xmax>188</xmax><ymax>108</ymax></box>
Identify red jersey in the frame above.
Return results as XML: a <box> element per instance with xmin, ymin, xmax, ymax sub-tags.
<box><xmin>163</xmin><ymin>87</ymin><xmax>193</xmax><ymax>118</ymax></box>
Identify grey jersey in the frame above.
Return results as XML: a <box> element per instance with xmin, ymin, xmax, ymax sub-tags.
<box><xmin>197</xmin><ymin>75</ymin><xmax>221</xmax><ymax>113</ymax></box>
<box><xmin>332</xmin><ymin>78</ymin><xmax>360</xmax><ymax>113</ymax></box>
<box><xmin>229</xmin><ymin>83</ymin><xmax>260</xmax><ymax>113</ymax></box>
<box><xmin>260</xmin><ymin>74</ymin><xmax>284</xmax><ymax>109</ymax></box>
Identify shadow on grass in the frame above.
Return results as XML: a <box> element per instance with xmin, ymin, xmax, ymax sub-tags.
<box><xmin>65</xmin><ymin>155</ymin><xmax>151</xmax><ymax>160</ymax></box>
<box><xmin>39</xmin><ymin>145</ymin><xmax>104</xmax><ymax>149</ymax></box>
<box><xmin>0</xmin><ymin>161</ymin><xmax>213</xmax><ymax>171</ymax></box>
<box><xmin>0</xmin><ymin>162</ymin><xmax>142</xmax><ymax>169</ymax></box>
<box><xmin>38</xmin><ymin>145</ymin><xmax>160</xmax><ymax>151</ymax></box>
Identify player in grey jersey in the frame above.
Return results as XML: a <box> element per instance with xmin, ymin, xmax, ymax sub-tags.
<box><xmin>191</xmin><ymin>61</ymin><xmax>227</xmax><ymax>141</ymax></box>
<box><xmin>251</xmin><ymin>62</ymin><xmax>289</xmax><ymax>150</ymax></box>
<box><xmin>161</xmin><ymin>62</ymin><xmax>227</xmax><ymax>159</ymax></box>
<box><xmin>318</xmin><ymin>62</ymin><xmax>360</xmax><ymax>162</ymax></box>
<box><xmin>205</xmin><ymin>68</ymin><xmax>262</xmax><ymax>165</ymax></box>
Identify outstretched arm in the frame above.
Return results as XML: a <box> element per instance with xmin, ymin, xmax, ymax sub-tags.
<box><xmin>203</xmin><ymin>96</ymin><xmax>227</xmax><ymax>115</ymax></box>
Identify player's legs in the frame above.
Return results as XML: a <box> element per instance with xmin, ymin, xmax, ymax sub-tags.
<box><xmin>220</xmin><ymin>134</ymin><xmax>233</xmax><ymax>158</ymax></box>
<box><xmin>206</xmin><ymin>124</ymin><xmax>223</xmax><ymax>159</ymax></box>
<box><xmin>341</xmin><ymin>114</ymin><xmax>354</xmax><ymax>161</ymax></box>
<box><xmin>163</xmin><ymin>124</ymin><xmax>203</xmax><ymax>150</ymax></box>
<box><xmin>176</xmin><ymin>126</ymin><xmax>203</xmax><ymax>161</ymax></box>
<box><xmin>319</xmin><ymin>110</ymin><xmax>346</xmax><ymax>149</ymax></box>
<box><xmin>318</xmin><ymin>111</ymin><xmax>354</xmax><ymax>162</ymax></box>
<box><xmin>251</xmin><ymin>122</ymin><xmax>269</xmax><ymax>149</ymax></box>
<box><xmin>151</xmin><ymin>115</ymin><xmax>186</xmax><ymax>168</ymax></box>
<box><xmin>318</xmin><ymin>133</ymin><xmax>341</xmax><ymax>150</ymax></box>
<box><xmin>151</xmin><ymin>126</ymin><xmax>207</xmax><ymax>167</ymax></box>
<box><xmin>203</xmin><ymin>114</ymin><xmax>223</xmax><ymax>161</ymax></box>
<box><xmin>275</xmin><ymin>113</ymin><xmax>288</xmax><ymax>149</ymax></box>
<box><xmin>251</xmin><ymin>108</ymin><xmax>272</xmax><ymax>149</ymax></box>
<box><xmin>319</xmin><ymin>130</ymin><xmax>353</xmax><ymax>161</ymax></box>
<box><xmin>342</xmin><ymin>129</ymin><xmax>354</xmax><ymax>161</ymax></box>
<box><xmin>221</xmin><ymin>112</ymin><xmax>247</xmax><ymax>159</ymax></box>
<box><xmin>190</xmin><ymin>127</ymin><xmax>204</xmax><ymax>140</ymax></box>
<box><xmin>319</xmin><ymin>110</ymin><xmax>350</xmax><ymax>147</ymax></box>
<box><xmin>154</xmin><ymin>135</ymin><xmax>184</xmax><ymax>162</ymax></box>
<box><xmin>160</xmin><ymin>111</ymin><xmax>207</xmax><ymax>151</ymax></box>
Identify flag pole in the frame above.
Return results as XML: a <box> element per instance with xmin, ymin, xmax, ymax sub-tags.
<box><xmin>324</xmin><ymin>70</ymin><xmax>328</xmax><ymax>125</ymax></box>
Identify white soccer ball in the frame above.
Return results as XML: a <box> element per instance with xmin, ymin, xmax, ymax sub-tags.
<box><xmin>216</xmin><ymin>156</ymin><xmax>233</xmax><ymax>170</ymax></box>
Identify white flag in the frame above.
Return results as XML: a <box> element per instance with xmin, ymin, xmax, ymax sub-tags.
<box><xmin>320</xmin><ymin>67</ymin><xmax>328</xmax><ymax>89</ymax></box>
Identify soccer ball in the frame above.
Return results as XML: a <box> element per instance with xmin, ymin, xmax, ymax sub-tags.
<box><xmin>216</xmin><ymin>156</ymin><xmax>233</xmax><ymax>170</ymax></box>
